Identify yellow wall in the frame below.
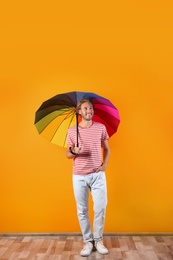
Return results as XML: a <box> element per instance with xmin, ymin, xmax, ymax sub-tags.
<box><xmin>0</xmin><ymin>0</ymin><xmax>173</xmax><ymax>233</ymax></box>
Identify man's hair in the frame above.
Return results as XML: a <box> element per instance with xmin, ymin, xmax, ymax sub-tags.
<box><xmin>76</xmin><ymin>98</ymin><xmax>94</xmax><ymax>114</ymax></box>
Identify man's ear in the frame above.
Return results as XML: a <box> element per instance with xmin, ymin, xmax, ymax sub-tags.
<box><xmin>78</xmin><ymin>109</ymin><xmax>81</xmax><ymax>115</ymax></box>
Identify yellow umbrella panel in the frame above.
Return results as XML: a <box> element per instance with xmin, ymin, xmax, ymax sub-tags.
<box><xmin>35</xmin><ymin>108</ymin><xmax>76</xmax><ymax>147</ymax></box>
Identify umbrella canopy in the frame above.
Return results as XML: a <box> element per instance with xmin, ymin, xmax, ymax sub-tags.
<box><xmin>34</xmin><ymin>91</ymin><xmax>120</xmax><ymax>147</ymax></box>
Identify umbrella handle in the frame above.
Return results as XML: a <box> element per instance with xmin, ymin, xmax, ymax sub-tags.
<box><xmin>76</xmin><ymin>113</ymin><xmax>79</xmax><ymax>147</ymax></box>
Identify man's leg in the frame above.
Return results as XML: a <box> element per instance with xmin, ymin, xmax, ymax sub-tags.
<box><xmin>90</xmin><ymin>171</ymin><xmax>107</xmax><ymax>241</ymax></box>
<box><xmin>72</xmin><ymin>175</ymin><xmax>93</xmax><ymax>242</ymax></box>
<box><xmin>90</xmin><ymin>171</ymin><xmax>108</xmax><ymax>254</ymax></box>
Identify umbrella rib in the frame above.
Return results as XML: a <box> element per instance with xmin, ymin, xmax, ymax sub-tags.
<box><xmin>92</xmin><ymin>99</ymin><xmax>117</xmax><ymax>109</ymax></box>
<box><xmin>94</xmin><ymin>108</ymin><xmax>119</xmax><ymax>130</ymax></box>
<box><xmin>40</xmin><ymin>94</ymin><xmax>77</xmax><ymax>111</ymax></box>
<box><xmin>63</xmin><ymin>113</ymin><xmax>76</xmax><ymax>147</ymax></box>
<box><xmin>38</xmin><ymin>108</ymin><xmax>75</xmax><ymax>134</ymax></box>
<box><xmin>50</xmin><ymin>109</ymin><xmax>76</xmax><ymax>145</ymax></box>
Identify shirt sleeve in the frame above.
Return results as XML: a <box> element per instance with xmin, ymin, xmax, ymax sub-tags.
<box><xmin>102</xmin><ymin>124</ymin><xmax>109</xmax><ymax>141</ymax></box>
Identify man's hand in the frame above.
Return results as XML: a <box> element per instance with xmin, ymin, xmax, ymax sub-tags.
<box><xmin>74</xmin><ymin>146</ymin><xmax>82</xmax><ymax>154</ymax></box>
<box><xmin>96</xmin><ymin>163</ymin><xmax>107</xmax><ymax>172</ymax></box>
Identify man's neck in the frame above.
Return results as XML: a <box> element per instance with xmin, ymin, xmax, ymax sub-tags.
<box><xmin>79</xmin><ymin>120</ymin><xmax>93</xmax><ymax>128</ymax></box>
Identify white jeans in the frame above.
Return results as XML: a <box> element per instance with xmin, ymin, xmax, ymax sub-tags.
<box><xmin>72</xmin><ymin>171</ymin><xmax>107</xmax><ymax>242</ymax></box>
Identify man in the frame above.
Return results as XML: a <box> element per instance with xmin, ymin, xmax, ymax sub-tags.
<box><xmin>66</xmin><ymin>98</ymin><xmax>110</xmax><ymax>257</ymax></box>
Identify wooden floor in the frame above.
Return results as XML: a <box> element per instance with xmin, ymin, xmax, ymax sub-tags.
<box><xmin>0</xmin><ymin>235</ymin><xmax>173</xmax><ymax>260</ymax></box>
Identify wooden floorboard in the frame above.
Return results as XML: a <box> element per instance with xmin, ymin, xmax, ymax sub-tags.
<box><xmin>0</xmin><ymin>235</ymin><xmax>173</xmax><ymax>259</ymax></box>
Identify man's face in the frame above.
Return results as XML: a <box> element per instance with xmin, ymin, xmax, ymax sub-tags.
<box><xmin>79</xmin><ymin>102</ymin><xmax>94</xmax><ymax>121</ymax></box>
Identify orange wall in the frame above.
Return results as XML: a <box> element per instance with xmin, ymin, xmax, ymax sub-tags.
<box><xmin>0</xmin><ymin>0</ymin><xmax>173</xmax><ymax>233</ymax></box>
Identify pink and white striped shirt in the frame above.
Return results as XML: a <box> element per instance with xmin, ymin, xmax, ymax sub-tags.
<box><xmin>67</xmin><ymin>122</ymin><xmax>109</xmax><ymax>175</ymax></box>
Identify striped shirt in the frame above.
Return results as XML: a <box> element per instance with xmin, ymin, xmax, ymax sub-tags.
<box><xmin>67</xmin><ymin>121</ymin><xmax>109</xmax><ymax>175</ymax></box>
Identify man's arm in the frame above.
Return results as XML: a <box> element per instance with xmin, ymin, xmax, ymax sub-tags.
<box><xmin>102</xmin><ymin>139</ymin><xmax>110</xmax><ymax>169</ymax></box>
<box><xmin>96</xmin><ymin>139</ymin><xmax>110</xmax><ymax>172</ymax></box>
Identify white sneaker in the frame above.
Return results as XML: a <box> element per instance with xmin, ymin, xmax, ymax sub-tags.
<box><xmin>95</xmin><ymin>240</ymin><xmax>108</xmax><ymax>255</ymax></box>
<box><xmin>80</xmin><ymin>241</ymin><xmax>93</xmax><ymax>257</ymax></box>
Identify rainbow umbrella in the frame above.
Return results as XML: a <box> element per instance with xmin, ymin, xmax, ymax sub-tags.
<box><xmin>34</xmin><ymin>91</ymin><xmax>120</xmax><ymax>147</ymax></box>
